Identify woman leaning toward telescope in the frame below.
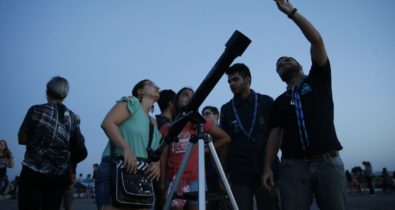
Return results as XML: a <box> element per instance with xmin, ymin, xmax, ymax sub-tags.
<box><xmin>159</xmin><ymin>87</ymin><xmax>231</xmax><ymax>210</ymax></box>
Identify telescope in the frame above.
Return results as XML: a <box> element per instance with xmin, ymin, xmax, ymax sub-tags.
<box><xmin>147</xmin><ymin>30</ymin><xmax>251</xmax><ymax>161</ymax></box>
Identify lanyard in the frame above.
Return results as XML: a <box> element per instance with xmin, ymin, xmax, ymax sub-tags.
<box><xmin>231</xmin><ymin>92</ymin><xmax>258</xmax><ymax>141</ymax></box>
<box><xmin>287</xmin><ymin>77</ymin><xmax>310</xmax><ymax>150</ymax></box>
<box><xmin>293</xmin><ymin>92</ymin><xmax>309</xmax><ymax>150</ymax></box>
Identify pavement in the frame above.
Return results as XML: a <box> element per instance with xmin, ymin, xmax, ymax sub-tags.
<box><xmin>1</xmin><ymin>192</ymin><xmax>394</xmax><ymax>210</ymax></box>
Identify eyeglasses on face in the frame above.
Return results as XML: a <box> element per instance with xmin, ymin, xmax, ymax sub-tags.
<box><xmin>145</xmin><ymin>81</ymin><xmax>159</xmax><ymax>89</ymax></box>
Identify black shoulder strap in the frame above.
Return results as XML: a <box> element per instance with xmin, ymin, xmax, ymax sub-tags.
<box><xmin>110</xmin><ymin>120</ymin><xmax>155</xmax><ymax>160</ymax></box>
<box><xmin>147</xmin><ymin>121</ymin><xmax>154</xmax><ymax>150</ymax></box>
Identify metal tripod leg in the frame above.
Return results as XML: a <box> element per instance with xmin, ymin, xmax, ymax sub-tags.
<box><xmin>198</xmin><ymin>137</ymin><xmax>206</xmax><ymax>210</ymax></box>
<box><xmin>163</xmin><ymin>139</ymin><xmax>207</xmax><ymax>210</ymax></box>
<box><xmin>163</xmin><ymin>142</ymin><xmax>194</xmax><ymax>210</ymax></box>
<box><xmin>207</xmin><ymin>141</ymin><xmax>239</xmax><ymax>210</ymax></box>
<box><xmin>162</xmin><ymin>121</ymin><xmax>238</xmax><ymax>210</ymax></box>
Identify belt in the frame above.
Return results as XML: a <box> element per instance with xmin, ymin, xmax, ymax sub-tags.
<box><xmin>303</xmin><ymin>151</ymin><xmax>339</xmax><ymax>162</ymax></box>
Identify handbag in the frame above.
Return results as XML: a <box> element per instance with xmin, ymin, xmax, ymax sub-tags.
<box><xmin>69</xmin><ymin>126</ymin><xmax>88</xmax><ymax>164</ymax></box>
<box><xmin>110</xmin><ymin>121</ymin><xmax>155</xmax><ymax>208</ymax></box>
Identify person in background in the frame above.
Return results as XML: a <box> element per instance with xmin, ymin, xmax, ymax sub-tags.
<box><xmin>154</xmin><ymin>89</ymin><xmax>176</xmax><ymax>209</ymax></box>
<box><xmin>156</xmin><ymin>89</ymin><xmax>177</xmax><ymax>129</ymax></box>
<box><xmin>92</xmin><ymin>163</ymin><xmax>99</xmax><ymax>181</ymax></box>
<box><xmin>0</xmin><ymin>175</ymin><xmax>9</xmax><ymax>196</ymax></box>
<box><xmin>0</xmin><ymin>139</ymin><xmax>13</xmax><ymax>196</ymax></box>
<box><xmin>18</xmin><ymin>76</ymin><xmax>82</xmax><ymax>210</ymax></box>
<box><xmin>262</xmin><ymin>1</ymin><xmax>348</xmax><ymax>209</ymax></box>
<box><xmin>75</xmin><ymin>173</ymin><xmax>87</xmax><ymax>198</ymax></box>
<box><xmin>202</xmin><ymin>106</ymin><xmax>229</xmax><ymax>210</ymax></box>
<box><xmin>382</xmin><ymin>167</ymin><xmax>395</xmax><ymax>193</ymax></box>
<box><xmin>160</xmin><ymin>87</ymin><xmax>231</xmax><ymax>210</ymax></box>
<box><xmin>345</xmin><ymin>170</ymin><xmax>352</xmax><ymax>192</ymax></box>
<box><xmin>362</xmin><ymin>161</ymin><xmax>375</xmax><ymax>195</ymax></box>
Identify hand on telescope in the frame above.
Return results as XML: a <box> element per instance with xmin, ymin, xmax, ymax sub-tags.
<box><xmin>275</xmin><ymin>0</ymin><xmax>295</xmax><ymax>16</ymax></box>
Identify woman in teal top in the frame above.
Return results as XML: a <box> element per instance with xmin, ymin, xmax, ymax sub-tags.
<box><xmin>95</xmin><ymin>79</ymin><xmax>162</xmax><ymax>210</ymax></box>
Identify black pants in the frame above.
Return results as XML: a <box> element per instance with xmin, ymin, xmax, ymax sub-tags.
<box><xmin>18</xmin><ymin>166</ymin><xmax>68</xmax><ymax>210</ymax></box>
<box><xmin>366</xmin><ymin>176</ymin><xmax>375</xmax><ymax>194</ymax></box>
<box><xmin>231</xmin><ymin>183</ymin><xmax>280</xmax><ymax>210</ymax></box>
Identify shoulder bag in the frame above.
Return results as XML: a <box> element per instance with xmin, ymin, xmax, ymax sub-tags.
<box><xmin>110</xmin><ymin>122</ymin><xmax>155</xmax><ymax>208</ymax></box>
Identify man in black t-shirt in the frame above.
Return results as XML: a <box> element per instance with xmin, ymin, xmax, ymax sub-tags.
<box><xmin>262</xmin><ymin>1</ymin><xmax>347</xmax><ymax>210</ymax></box>
<box><xmin>221</xmin><ymin>64</ymin><xmax>280</xmax><ymax>210</ymax></box>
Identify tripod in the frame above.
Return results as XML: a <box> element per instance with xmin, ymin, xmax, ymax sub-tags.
<box><xmin>163</xmin><ymin>113</ymin><xmax>238</xmax><ymax>210</ymax></box>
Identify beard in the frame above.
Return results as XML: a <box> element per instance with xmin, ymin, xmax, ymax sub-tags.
<box><xmin>279</xmin><ymin>65</ymin><xmax>300</xmax><ymax>82</ymax></box>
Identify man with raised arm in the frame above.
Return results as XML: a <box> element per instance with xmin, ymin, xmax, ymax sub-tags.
<box><xmin>262</xmin><ymin>1</ymin><xmax>348</xmax><ymax>210</ymax></box>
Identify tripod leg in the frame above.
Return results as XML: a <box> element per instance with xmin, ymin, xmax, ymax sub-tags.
<box><xmin>198</xmin><ymin>139</ymin><xmax>206</xmax><ymax>210</ymax></box>
<box><xmin>163</xmin><ymin>143</ymin><xmax>194</xmax><ymax>210</ymax></box>
<box><xmin>207</xmin><ymin>141</ymin><xmax>239</xmax><ymax>210</ymax></box>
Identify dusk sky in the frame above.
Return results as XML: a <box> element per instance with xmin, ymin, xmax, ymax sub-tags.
<box><xmin>1</xmin><ymin>0</ymin><xmax>394</xmax><ymax>179</ymax></box>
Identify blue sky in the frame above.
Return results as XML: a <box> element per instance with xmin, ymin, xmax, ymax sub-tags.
<box><xmin>1</xmin><ymin>0</ymin><xmax>394</xmax><ymax>179</ymax></box>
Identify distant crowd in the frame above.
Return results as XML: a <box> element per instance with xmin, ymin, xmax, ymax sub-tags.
<box><xmin>346</xmin><ymin>161</ymin><xmax>395</xmax><ymax>195</ymax></box>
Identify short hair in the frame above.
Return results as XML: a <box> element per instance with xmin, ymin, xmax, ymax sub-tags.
<box><xmin>157</xmin><ymin>89</ymin><xmax>176</xmax><ymax>111</ymax></box>
<box><xmin>202</xmin><ymin>106</ymin><xmax>219</xmax><ymax>115</ymax></box>
<box><xmin>132</xmin><ymin>79</ymin><xmax>149</xmax><ymax>98</ymax></box>
<box><xmin>226</xmin><ymin>63</ymin><xmax>251</xmax><ymax>79</ymax></box>
<box><xmin>276</xmin><ymin>56</ymin><xmax>300</xmax><ymax>70</ymax></box>
<box><xmin>46</xmin><ymin>76</ymin><xmax>69</xmax><ymax>100</ymax></box>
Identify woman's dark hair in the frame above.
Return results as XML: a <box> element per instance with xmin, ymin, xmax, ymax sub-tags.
<box><xmin>132</xmin><ymin>79</ymin><xmax>149</xmax><ymax>99</ymax></box>
<box><xmin>0</xmin><ymin>139</ymin><xmax>12</xmax><ymax>158</ymax></box>
<box><xmin>173</xmin><ymin>87</ymin><xmax>194</xmax><ymax>117</ymax></box>
<box><xmin>157</xmin><ymin>89</ymin><xmax>176</xmax><ymax>111</ymax></box>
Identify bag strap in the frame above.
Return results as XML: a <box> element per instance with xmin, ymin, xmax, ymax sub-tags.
<box><xmin>147</xmin><ymin>120</ymin><xmax>154</xmax><ymax>151</ymax></box>
<box><xmin>110</xmin><ymin>119</ymin><xmax>155</xmax><ymax>161</ymax></box>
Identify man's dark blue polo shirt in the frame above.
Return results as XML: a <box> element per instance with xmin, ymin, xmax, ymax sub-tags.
<box><xmin>220</xmin><ymin>90</ymin><xmax>277</xmax><ymax>185</ymax></box>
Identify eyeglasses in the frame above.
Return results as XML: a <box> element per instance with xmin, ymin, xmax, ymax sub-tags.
<box><xmin>145</xmin><ymin>81</ymin><xmax>158</xmax><ymax>89</ymax></box>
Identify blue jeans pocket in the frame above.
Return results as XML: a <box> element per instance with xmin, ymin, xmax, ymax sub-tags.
<box><xmin>95</xmin><ymin>160</ymin><xmax>113</xmax><ymax>208</ymax></box>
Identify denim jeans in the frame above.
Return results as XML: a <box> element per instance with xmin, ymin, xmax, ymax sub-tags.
<box><xmin>95</xmin><ymin>160</ymin><xmax>113</xmax><ymax>210</ymax></box>
<box><xmin>279</xmin><ymin>155</ymin><xmax>348</xmax><ymax>210</ymax></box>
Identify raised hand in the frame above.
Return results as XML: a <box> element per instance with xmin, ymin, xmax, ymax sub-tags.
<box><xmin>275</xmin><ymin>0</ymin><xmax>294</xmax><ymax>15</ymax></box>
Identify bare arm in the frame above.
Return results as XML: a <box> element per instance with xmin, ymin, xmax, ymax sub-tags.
<box><xmin>208</xmin><ymin>125</ymin><xmax>231</xmax><ymax>150</ymax></box>
<box><xmin>261</xmin><ymin>127</ymin><xmax>283</xmax><ymax>190</ymax></box>
<box><xmin>101</xmin><ymin>101</ymin><xmax>137</xmax><ymax>174</ymax></box>
<box><xmin>275</xmin><ymin>0</ymin><xmax>327</xmax><ymax>66</ymax></box>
